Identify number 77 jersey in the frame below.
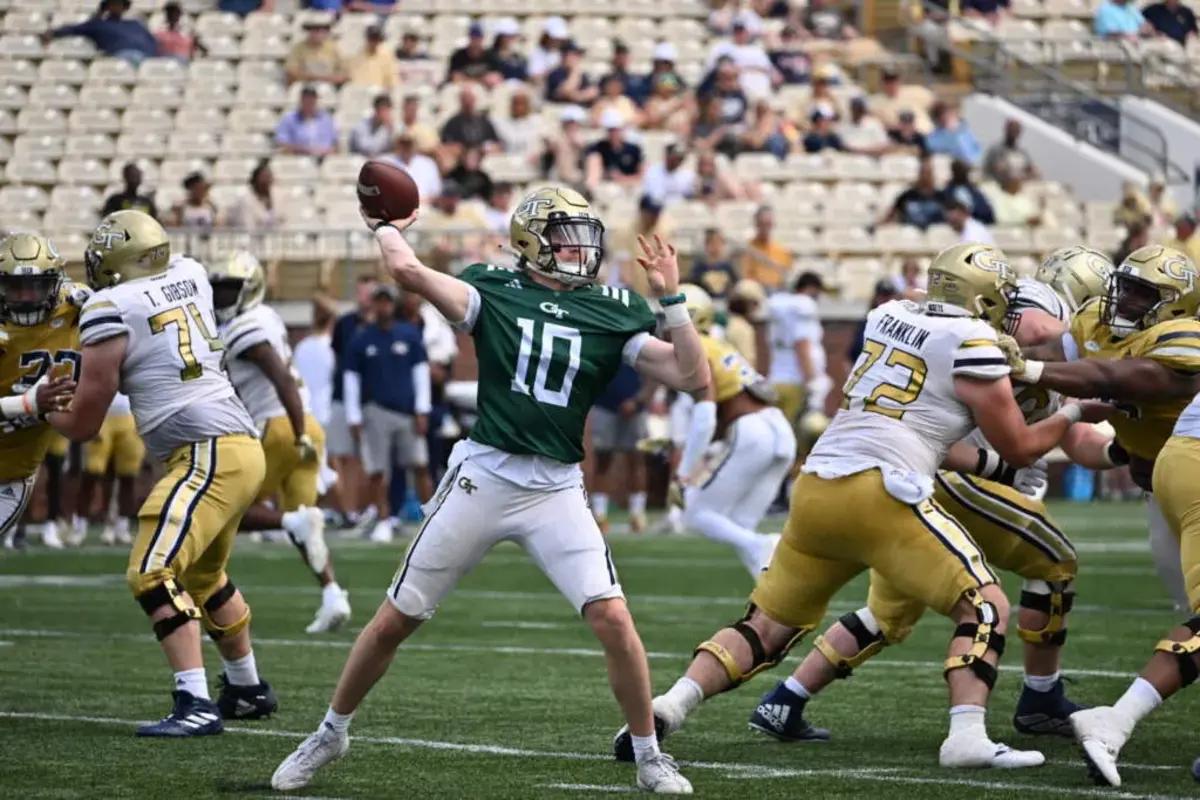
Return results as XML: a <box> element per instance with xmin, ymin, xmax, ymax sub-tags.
<box><xmin>458</xmin><ymin>263</ymin><xmax>657</xmax><ymax>464</ymax></box>
<box><xmin>809</xmin><ymin>299</ymin><xmax>1011</xmax><ymax>483</ymax></box>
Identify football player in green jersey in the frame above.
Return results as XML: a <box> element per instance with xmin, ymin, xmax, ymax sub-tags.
<box><xmin>273</xmin><ymin>187</ymin><xmax>710</xmax><ymax>795</ymax></box>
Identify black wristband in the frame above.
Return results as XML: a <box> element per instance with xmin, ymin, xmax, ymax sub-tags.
<box><xmin>1106</xmin><ymin>440</ymin><xmax>1130</xmax><ymax>466</ymax></box>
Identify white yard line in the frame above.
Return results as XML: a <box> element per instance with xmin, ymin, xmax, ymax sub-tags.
<box><xmin>537</xmin><ymin>784</ymin><xmax>636</xmax><ymax>793</ymax></box>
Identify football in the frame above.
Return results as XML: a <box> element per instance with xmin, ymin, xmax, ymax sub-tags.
<box><xmin>357</xmin><ymin>160</ymin><xmax>420</xmax><ymax>223</ymax></box>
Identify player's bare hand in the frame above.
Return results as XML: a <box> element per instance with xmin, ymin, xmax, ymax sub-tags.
<box><xmin>636</xmin><ymin>234</ymin><xmax>679</xmax><ymax>298</ymax></box>
<box><xmin>362</xmin><ymin>207</ymin><xmax>420</xmax><ymax>234</ymax></box>
<box><xmin>414</xmin><ymin>414</ymin><xmax>429</xmax><ymax>437</ymax></box>
<box><xmin>1076</xmin><ymin>401</ymin><xmax>1115</xmax><ymax>424</ymax></box>
<box><xmin>35</xmin><ymin>376</ymin><xmax>75</xmax><ymax>414</ymax></box>
<box><xmin>295</xmin><ymin>433</ymin><xmax>318</xmax><ymax>463</ymax></box>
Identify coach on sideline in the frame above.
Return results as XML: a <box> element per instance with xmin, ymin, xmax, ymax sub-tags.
<box><xmin>344</xmin><ymin>285</ymin><xmax>433</xmax><ymax>543</ymax></box>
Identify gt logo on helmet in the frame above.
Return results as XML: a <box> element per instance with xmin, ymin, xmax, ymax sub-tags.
<box><xmin>1162</xmin><ymin>256</ymin><xmax>1197</xmax><ymax>292</ymax></box>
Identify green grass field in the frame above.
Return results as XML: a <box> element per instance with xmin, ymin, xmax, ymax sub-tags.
<box><xmin>1</xmin><ymin>500</ymin><xmax>1197</xmax><ymax>799</ymax></box>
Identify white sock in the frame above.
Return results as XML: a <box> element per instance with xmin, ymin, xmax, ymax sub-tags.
<box><xmin>1113</xmin><ymin>677</ymin><xmax>1162</xmax><ymax>726</ymax></box>
<box><xmin>662</xmin><ymin>676</ymin><xmax>704</xmax><ymax>716</ymax></box>
<box><xmin>1023</xmin><ymin>671</ymin><xmax>1060</xmax><ymax>693</ymax></box>
<box><xmin>948</xmin><ymin>704</ymin><xmax>987</xmax><ymax>737</ymax></box>
<box><xmin>174</xmin><ymin>667</ymin><xmax>210</xmax><ymax>700</ymax></box>
<box><xmin>631</xmin><ymin>733</ymin><xmax>660</xmax><ymax>763</ymax></box>
<box><xmin>784</xmin><ymin>676</ymin><xmax>810</xmax><ymax>700</ymax></box>
<box><xmin>592</xmin><ymin>493</ymin><xmax>609</xmax><ymax>519</ymax></box>
<box><xmin>323</xmin><ymin>706</ymin><xmax>354</xmax><ymax>734</ymax></box>
<box><xmin>222</xmin><ymin>651</ymin><xmax>260</xmax><ymax>687</ymax></box>
<box><xmin>322</xmin><ymin>581</ymin><xmax>344</xmax><ymax>604</ymax></box>
<box><xmin>628</xmin><ymin>492</ymin><xmax>647</xmax><ymax>516</ymax></box>
<box><xmin>72</xmin><ymin>514</ymin><xmax>86</xmax><ymax>532</ymax></box>
<box><xmin>114</xmin><ymin>516</ymin><xmax>130</xmax><ymax>536</ymax></box>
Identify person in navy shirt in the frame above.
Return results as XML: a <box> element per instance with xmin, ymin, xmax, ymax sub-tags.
<box><xmin>588</xmin><ymin>363</ymin><xmax>650</xmax><ymax>534</ymax></box>
<box><xmin>328</xmin><ymin>276</ymin><xmax>376</xmax><ymax>502</ymax></box>
<box><xmin>1143</xmin><ymin>0</ymin><xmax>1198</xmax><ymax>43</ymax></box>
<box><xmin>344</xmin><ymin>285</ymin><xmax>432</xmax><ymax>543</ymax></box>
<box><xmin>45</xmin><ymin>0</ymin><xmax>156</xmax><ymax>64</ymax></box>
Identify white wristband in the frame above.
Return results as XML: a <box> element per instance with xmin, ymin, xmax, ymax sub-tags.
<box><xmin>1020</xmin><ymin>359</ymin><xmax>1044</xmax><ymax>384</ymax></box>
<box><xmin>374</xmin><ymin>225</ymin><xmax>402</xmax><ymax>244</ymax></box>
<box><xmin>663</xmin><ymin>302</ymin><xmax>691</xmax><ymax>329</ymax></box>
<box><xmin>1053</xmin><ymin>404</ymin><xmax>1083</xmax><ymax>425</ymax></box>
<box><xmin>0</xmin><ymin>394</ymin><xmax>26</xmax><ymax>420</ymax></box>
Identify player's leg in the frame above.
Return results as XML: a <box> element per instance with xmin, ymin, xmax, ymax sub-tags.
<box><xmin>1147</xmin><ymin>494</ymin><xmax>1190</xmax><ymax>612</ymax></box>
<box><xmin>71</xmin><ymin>426</ymin><xmax>110</xmax><ymax>545</ymax></box>
<box><xmin>0</xmin><ymin>477</ymin><xmax>36</xmax><ymax>550</ymax></box>
<box><xmin>622</xmin><ymin>411</ymin><xmax>649</xmax><ymax>533</ymax></box>
<box><xmin>39</xmin><ymin>435</ymin><xmax>68</xmax><ymax>548</ymax></box>
<box><xmin>107</xmin><ymin>417</ymin><xmax>145</xmax><ymax>545</ymax></box>
<box><xmin>361</xmin><ymin>404</ymin><xmax>397</xmax><ymax>541</ymax></box>
<box><xmin>398</xmin><ymin>413</ymin><xmax>433</xmax><ymax>504</ymax></box>
<box><xmin>589</xmin><ymin>408</ymin><xmax>618</xmax><ymax>533</ymax></box>
<box><xmin>1074</xmin><ymin>437</ymin><xmax>1200</xmax><ymax>786</ymax></box>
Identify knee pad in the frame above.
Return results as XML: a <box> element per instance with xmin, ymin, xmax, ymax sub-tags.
<box><xmin>1017</xmin><ymin>579</ymin><xmax>1075</xmax><ymax>646</ymax></box>
<box><xmin>200</xmin><ymin>580</ymin><xmax>250</xmax><ymax>641</ymax></box>
<box><xmin>694</xmin><ymin>604</ymin><xmax>809</xmax><ymax>689</ymax></box>
<box><xmin>135</xmin><ymin>577</ymin><xmax>200</xmax><ymax>641</ymax></box>
<box><xmin>1153</xmin><ymin>616</ymin><xmax>1200</xmax><ymax>687</ymax></box>
<box><xmin>814</xmin><ymin>609</ymin><xmax>888</xmax><ymax>679</ymax></box>
<box><xmin>944</xmin><ymin>589</ymin><xmax>1006</xmax><ymax>690</ymax></box>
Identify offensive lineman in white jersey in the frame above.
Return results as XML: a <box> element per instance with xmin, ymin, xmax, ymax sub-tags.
<box><xmin>49</xmin><ymin>211</ymin><xmax>275</xmax><ymax>736</ymax></box>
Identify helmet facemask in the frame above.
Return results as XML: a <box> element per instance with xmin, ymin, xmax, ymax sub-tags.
<box><xmin>0</xmin><ymin>270</ymin><xmax>62</xmax><ymax>326</ymax></box>
<box><xmin>1102</xmin><ymin>271</ymin><xmax>1173</xmax><ymax>337</ymax></box>
<box><xmin>210</xmin><ymin>277</ymin><xmax>248</xmax><ymax>324</ymax></box>
<box><xmin>528</xmin><ymin>215</ymin><xmax>604</xmax><ymax>287</ymax></box>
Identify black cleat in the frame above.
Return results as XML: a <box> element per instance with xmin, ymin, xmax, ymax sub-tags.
<box><xmin>748</xmin><ymin>682</ymin><xmax>830</xmax><ymax>742</ymax></box>
<box><xmin>613</xmin><ymin>714</ymin><xmax>668</xmax><ymax>763</ymax></box>
<box><xmin>1013</xmin><ymin>679</ymin><xmax>1086</xmax><ymax>737</ymax></box>
<box><xmin>216</xmin><ymin>673</ymin><xmax>278</xmax><ymax>720</ymax></box>
<box><xmin>136</xmin><ymin>691</ymin><xmax>223</xmax><ymax>737</ymax></box>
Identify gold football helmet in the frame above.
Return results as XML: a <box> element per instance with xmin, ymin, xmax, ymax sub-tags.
<box><xmin>1036</xmin><ymin>246</ymin><xmax>1113</xmax><ymax>312</ymax></box>
<box><xmin>925</xmin><ymin>243</ymin><xmax>1019</xmax><ymax>333</ymax></box>
<box><xmin>510</xmin><ymin>186</ymin><xmax>604</xmax><ymax>287</ymax></box>
<box><xmin>1102</xmin><ymin>244</ymin><xmax>1200</xmax><ymax>336</ymax></box>
<box><xmin>0</xmin><ymin>232</ymin><xmax>66</xmax><ymax>326</ymax></box>
<box><xmin>85</xmin><ymin>210</ymin><xmax>170</xmax><ymax>290</ymax></box>
<box><xmin>207</xmin><ymin>250</ymin><xmax>266</xmax><ymax>324</ymax></box>
<box><xmin>679</xmin><ymin>283</ymin><xmax>714</xmax><ymax>333</ymax></box>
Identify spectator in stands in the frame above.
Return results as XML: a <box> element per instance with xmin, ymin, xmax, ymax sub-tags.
<box><xmin>942</xmin><ymin>159</ymin><xmax>996</xmax><ymax>224</ymax></box>
<box><xmin>228</xmin><ymin>160</ymin><xmax>282</xmax><ymax>232</ymax></box>
<box><xmin>546</xmin><ymin>41</ymin><xmax>598</xmax><ymax>105</ymax></box>
<box><xmin>422</xmin><ymin>182</ymin><xmax>489</xmax><ymax>269</ymax></box>
<box><xmin>872</xmin><ymin>68</ymin><xmax>933</xmax><ymax>134</ymax></box>
<box><xmin>768</xmin><ymin>25</ymin><xmax>813</xmax><ymax>84</ymax></box>
<box><xmin>155</xmin><ymin>2</ymin><xmax>204</xmax><ymax>62</ymax></box>
<box><xmin>494</xmin><ymin>90</ymin><xmax>542</xmax><ymax>161</ymax></box>
<box><xmin>275</xmin><ymin>86</ymin><xmax>339</xmax><ymax>157</ymax></box>
<box><xmin>482</xmin><ymin>182</ymin><xmax>515</xmax><ymax>235</ymax></box>
<box><xmin>727</xmin><ymin>278</ymin><xmax>767</xmax><ymax>370</ymax></box>
<box><xmin>528</xmin><ymin>16</ymin><xmax>568</xmax><ymax>83</ymax></box>
<box><xmin>984</xmin><ymin>168</ymin><xmax>1049</xmax><ymax>227</ymax></box>
<box><xmin>882</xmin><ymin>156</ymin><xmax>944</xmax><ymax>229</ymax></box>
<box><xmin>642</xmin><ymin>74</ymin><xmax>689</xmax><ymax>134</ymax></box>
<box><xmin>741</xmin><ymin>100</ymin><xmax>794</xmax><ymax>158</ymax></box>
<box><xmin>704</xmin><ymin>58</ymin><xmax>752</xmax><ymax>127</ymax></box>
<box><xmin>887</xmin><ymin>110</ymin><xmax>928</xmax><ymax>154</ymax></box>
<box><xmin>693</xmin><ymin>90</ymin><xmax>740</xmax><ymax>159</ymax></box>
<box><xmin>45</xmin><ymin>0</ymin><xmax>156</xmax><ymax>66</ymax></box>
<box><xmin>805</xmin><ymin>64</ymin><xmax>847</xmax><ymax>121</ymax></box>
<box><xmin>285</xmin><ymin>16</ymin><xmax>346</xmax><ymax>85</ymax></box>
<box><xmin>1166</xmin><ymin>211</ymin><xmax>1200</xmax><ymax>265</ymax></box>
<box><xmin>220</xmin><ymin>0</ymin><xmax>274</xmax><ymax>15</ymax></box>
<box><xmin>489</xmin><ymin>18</ymin><xmax>528</xmax><ymax>82</ymax></box>
<box><xmin>1094</xmin><ymin>0</ymin><xmax>1154</xmax><ymax>38</ymax></box>
<box><xmin>440</xmin><ymin>85</ymin><xmax>501</xmax><ymax>160</ymax></box>
<box><xmin>544</xmin><ymin>105</ymin><xmax>588</xmax><ymax>187</ymax></box>
<box><xmin>382</xmin><ymin>129</ymin><xmax>442</xmax><ymax>203</ymax></box>
<box><xmin>605</xmin><ymin>41</ymin><xmax>645</xmax><ymax>104</ymax></box>
<box><xmin>803</xmin><ymin>107</ymin><xmax>845</xmax><ymax>153</ymax></box>
<box><xmin>850</xmin><ymin>278</ymin><xmax>901</xmax><ymax>361</ymax></box>
<box><xmin>741</xmin><ymin>205</ymin><xmax>792</xmax><ymax>289</ymax></box>
<box><xmin>962</xmin><ymin>0</ymin><xmax>1011</xmax><ymax>24</ymax></box>
<box><xmin>347</xmin><ymin>24</ymin><xmax>398</xmax><ymax>90</ymax></box>
<box><xmin>983</xmin><ymin>118</ymin><xmax>1038</xmax><ymax>182</ymax></box>
<box><xmin>945</xmin><ymin>187</ymin><xmax>995</xmax><ymax>244</ymax></box>
<box><xmin>349</xmin><ymin>94</ymin><xmax>395</xmax><ymax>158</ymax></box>
<box><xmin>168</xmin><ymin>172</ymin><xmax>218</xmax><ymax>232</ymax></box>
<box><xmin>447</xmin><ymin>146</ymin><xmax>493</xmax><ymax>201</ymax></box>
<box><xmin>839</xmin><ymin>96</ymin><xmax>890</xmax><ymax>155</ymax></box>
<box><xmin>708</xmin><ymin>11</ymin><xmax>778</xmax><ymax>100</ymax></box>
<box><xmin>1143</xmin><ymin>0</ymin><xmax>1199</xmax><ymax>44</ymax></box>
<box><xmin>898</xmin><ymin>258</ymin><xmax>926</xmax><ymax>298</ymax></box>
<box><xmin>395</xmin><ymin>31</ymin><xmax>428</xmax><ymax>61</ymax></box>
<box><xmin>643</xmin><ymin>143</ymin><xmax>697</xmax><ymax>206</ymax></box>
<box><xmin>926</xmin><ymin>102</ymin><xmax>982</xmax><ymax>165</ymax></box>
<box><xmin>345</xmin><ymin>0</ymin><xmax>400</xmax><ymax>11</ymax></box>
<box><xmin>1113</xmin><ymin>219</ymin><xmax>1151</xmax><ymax>263</ymax></box>
<box><xmin>448</xmin><ymin>21</ymin><xmax>495</xmax><ymax>85</ymax></box>
<box><xmin>708</xmin><ymin>0</ymin><xmax>740</xmax><ymax>34</ymax></box>
<box><xmin>804</xmin><ymin>0</ymin><xmax>859</xmax><ymax>39</ymax></box>
<box><xmin>585</xmin><ymin>110</ymin><xmax>645</xmax><ymax>192</ymax></box>
<box><xmin>102</xmin><ymin>162</ymin><xmax>157</xmax><ymax>219</ymax></box>
<box><xmin>696</xmin><ymin>149</ymin><xmax>753</xmax><ymax>203</ymax></box>
<box><xmin>1147</xmin><ymin>171</ymin><xmax>1180</xmax><ymax>227</ymax></box>
<box><xmin>1113</xmin><ymin>180</ymin><xmax>1153</xmax><ymax>227</ymax></box>
<box><xmin>399</xmin><ymin>93</ymin><xmax>439</xmax><ymax>155</ymax></box>
<box><xmin>646</xmin><ymin>42</ymin><xmax>687</xmax><ymax>95</ymax></box>
<box><xmin>592</xmin><ymin>75</ymin><xmax>642</xmax><ymax>128</ymax></box>
<box><xmin>690</xmin><ymin>229</ymin><xmax>739</xmax><ymax>299</ymax></box>
<box><xmin>609</xmin><ymin>196</ymin><xmax>675</xmax><ymax>296</ymax></box>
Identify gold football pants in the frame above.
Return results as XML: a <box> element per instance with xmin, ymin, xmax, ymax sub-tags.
<box><xmin>84</xmin><ymin>413</ymin><xmax>145</xmax><ymax>477</ymax></box>
<box><xmin>258</xmin><ymin>413</ymin><xmax>325</xmax><ymax>511</ymax></box>
<box><xmin>1152</xmin><ymin>436</ymin><xmax>1200</xmax><ymax>612</ymax></box>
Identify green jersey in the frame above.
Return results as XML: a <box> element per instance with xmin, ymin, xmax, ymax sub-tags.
<box><xmin>459</xmin><ymin>263</ymin><xmax>657</xmax><ymax>463</ymax></box>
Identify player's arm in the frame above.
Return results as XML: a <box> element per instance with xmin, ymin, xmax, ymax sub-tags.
<box><xmin>629</xmin><ymin>235</ymin><xmax>710</xmax><ymax>393</ymax></box>
<box><xmin>48</xmin><ymin>335</ymin><xmax>125</xmax><ymax>441</ymax></box>
<box><xmin>240</xmin><ymin>341</ymin><xmax>307</xmax><ymax>443</ymax></box>
<box><xmin>370</xmin><ymin>215</ymin><xmax>474</xmax><ymax>326</ymax></box>
<box><xmin>1060</xmin><ymin>422</ymin><xmax>1128</xmax><ymax>470</ymax></box>
<box><xmin>1017</xmin><ymin>356</ymin><xmax>1195</xmax><ymax>402</ymax></box>
<box><xmin>677</xmin><ymin>379</ymin><xmax>717</xmax><ymax>484</ymax></box>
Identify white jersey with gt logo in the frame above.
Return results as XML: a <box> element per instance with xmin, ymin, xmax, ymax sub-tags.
<box><xmin>219</xmin><ymin>304</ymin><xmax>311</xmax><ymax>428</ymax></box>
<box><xmin>805</xmin><ymin>300</ymin><xmax>1010</xmax><ymax>499</ymax></box>
<box><xmin>78</xmin><ymin>255</ymin><xmax>256</xmax><ymax>460</ymax></box>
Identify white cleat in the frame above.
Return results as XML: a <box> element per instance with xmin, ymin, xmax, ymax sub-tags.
<box><xmin>99</xmin><ymin>525</ymin><xmax>117</xmax><ymax>545</ymax></box>
<box><xmin>938</xmin><ymin>734</ymin><xmax>1045</xmax><ymax>769</ymax></box>
<box><xmin>369</xmin><ymin>518</ymin><xmax>395</xmax><ymax>543</ymax></box>
<box><xmin>271</xmin><ymin>723</ymin><xmax>350</xmax><ymax>791</ymax></box>
<box><xmin>286</xmin><ymin>506</ymin><xmax>329</xmax><ymax>574</ymax></box>
<box><xmin>636</xmin><ymin>753</ymin><xmax>693</xmax><ymax>794</ymax></box>
<box><xmin>1072</xmin><ymin>706</ymin><xmax>1129</xmax><ymax>786</ymax></box>
<box><xmin>65</xmin><ymin>516</ymin><xmax>88</xmax><ymax>547</ymax></box>
<box><xmin>305</xmin><ymin>590</ymin><xmax>352</xmax><ymax>634</ymax></box>
<box><xmin>42</xmin><ymin>521</ymin><xmax>64</xmax><ymax>550</ymax></box>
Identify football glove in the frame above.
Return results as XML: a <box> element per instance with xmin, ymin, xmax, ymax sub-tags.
<box><xmin>64</xmin><ymin>281</ymin><xmax>93</xmax><ymax>308</ymax></box>
<box><xmin>974</xmin><ymin>448</ymin><xmax>1047</xmax><ymax>497</ymax></box>
<box><xmin>996</xmin><ymin>334</ymin><xmax>1044</xmax><ymax>383</ymax></box>
<box><xmin>295</xmin><ymin>433</ymin><xmax>318</xmax><ymax>463</ymax></box>
<box><xmin>667</xmin><ymin>479</ymin><xmax>685</xmax><ymax>510</ymax></box>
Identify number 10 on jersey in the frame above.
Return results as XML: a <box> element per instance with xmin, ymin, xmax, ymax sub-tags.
<box><xmin>511</xmin><ymin>317</ymin><xmax>581</xmax><ymax>408</ymax></box>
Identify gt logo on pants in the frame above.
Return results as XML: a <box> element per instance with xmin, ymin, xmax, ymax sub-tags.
<box><xmin>458</xmin><ymin>476</ymin><xmax>479</xmax><ymax>495</ymax></box>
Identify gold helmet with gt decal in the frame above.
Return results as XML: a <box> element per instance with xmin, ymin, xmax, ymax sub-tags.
<box><xmin>925</xmin><ymin>243</ymin><xmax>1019</xmax><ymax>333</ymax></box>
<box><xmin>510</xmin><ymin>186</ymin><xmax>605</xmax><ymax>287</ymax></box>
<box><xmin>0</xmin><ymin>231</ymin><xmax>66</xmax><ymax>326</ymax></box>
<box><xmin>1036</xmin><ymin>245</ymin><xmax>1113</xmax><ymax>313</ymax></box>
<box><xmin>679</xmin><ymin>283</ymin><xmax>714</xmax><ymax>333</ymax></box>
<box><xmin>85</xmin><ymin>209</ymin><xmax>170</xmax><ymax>290</ymax></box>
<box><xmin>1102</xmin><ymin>244</ymin><xmax>1200</xmax><ymax>336</ymax></box>
<box><xmin>206</xmin><ymin>250</ymin><xmax>266</xmax><ymax>324</ymax></box>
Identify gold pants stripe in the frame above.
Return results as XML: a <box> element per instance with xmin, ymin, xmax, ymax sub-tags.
<box><xmin>0</xmin><ymin>476</ymin><xmax>35</xmax><ymax>536</ymax></box>
<box><xmin>139</xmin><ymin>439</ymin><xmax>215</xmax><ymax>573</ymax></box>
<box><xmin>910</xmin><ymin>502</ymin><xmax>997</xmax><ymax>585</ymax></box>
<box><xmin>935</xmin><ymin>473</ymin><xmax>1073</xmax><ymax>563</ymax></box>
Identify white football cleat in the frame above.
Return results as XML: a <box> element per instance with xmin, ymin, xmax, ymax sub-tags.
<box><xmin>369</xmin><ymin>518</ymin><xmax>395</xmax><ymax>543</ymax></box>
<box><xmin>285</xmin><ymin>507</ymin><xmax>329</xmax><ymax>574</ymax></box>
<box><xmin>938</xmin><ymin>734</ymin><xmax>1045</xmax><ymax>769</ymax></box>
<box><xmin>99</xmin><ymin>524</ymin><xmax>117</xmax><ymax>545</ymax></box>
<box><xmin>65</xmin><ymin>516</ymin><xmax>88</xmax><ymax>547</ymax></box>
<box><xmin>637</xmin><ymin>753</ymin><xmax>693</xmax><ymax>794</ymax></box>
<box><xmin>1072</xmin><ymin>706</ymin><xmax>1129</xmax><ymax>787</ymax></box>
<box><xmin>306</xmin><ymin>590</ymin><xmax>352</xmax><ymax>634</ymax></box>
<box><xmin>271</xmin><ymin>723</ymin><xmax>350</xmax><ymax>791</ymax></box>
<box><xmin>42</xmin><ymin>521</ymin><xmax>64</xmax><ymax>550</ymax></box>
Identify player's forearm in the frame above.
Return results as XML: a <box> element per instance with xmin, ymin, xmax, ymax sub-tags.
<box><xmin>48</xmin><ymin>404</ymin><xmax>105</xmax><ymax>441</ymax></box>
<box><xmin>665</xmin><ymin>320</ymin><xmax>710</xmax><ymax>392</ymax></box>
<box><xmin>794</xmin><ymin>340</ymin><xmax>815</xmax><ymax>382</ymax></box>
<box><xmin>412</xmin><ymin>362</ymin><xmax>432</xmax><ymax>414</ymax></box>
<box><xmin>374</xmin><ymin>226</ymin><xmax>472</xmax><ymax>325</ymax></box>
<box><xmin>1003</xmin><ymin>412</ymin><xmax>1072</xmax><ymax>467</ymax></box>
<box><xmin>272</xmin><ymin>372</ymin><xmax>307</xmax><ymax>441</ymax></box>
<box><xmin>1061</xmin><ymin>423</ymin><xmax>1124</xmax><ymax>470</ymax></box>
<box><xmin>1037</xmin><ymin>359</ymin><xmax>1186</xmax><ymax>401</ymax></box>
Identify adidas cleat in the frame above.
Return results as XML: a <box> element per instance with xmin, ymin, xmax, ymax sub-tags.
<box><xmin>136</xmin><ymin>691</ymin><xmax>223</xmax><ymax>737</ymax></box>
<box><xmin>747</xmin><ymin>682</ymin><xmax>831</xmax><ymax>742</ymax></box>
<box><xmin>216</xmin><ymin>673</ymin><xmax>278</xmax><ymax>720</ymax></box>
<box><xmin>1013</xmin><ymin>678</ymin><xmax>1087</xmax><ymax>737</ymax></box>
<box><xmin>272</xmin><ymin>722</ymin><xmax>350</xmax><ymax>791</ymax></box>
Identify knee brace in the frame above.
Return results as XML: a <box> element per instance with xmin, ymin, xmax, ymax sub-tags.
<box><xmin>814</xmin><ymin>609</ymin><xmax>888</xmax><ymax>679</ymax></box>
<box><xmin>136</xmin><ymin>577</ymin><xmax>200</xmax><ymax>642</ymax></box>
<box><xmin>1153</xmin><ymin>616</ymin><xmax>1200</xmax><ymax>687</ymax></box>
<box><xmin>694</xmin><ymin>604</ymin><xmax>809</xmax><ymax>689</ymax></box>
<box><xmin>200</xmin><ymin>580</ymin><xmax>251</xmax><ymax>641</ymax></box>
<box><xmin>1017</xmin><ymin>579</ymin><xmax>1075</xmax><ymax>646</ymax></box>
<box><xmin>944</xmin><ymin>589</ymin><xmax>1006</xmax><ymax>690</ymax></box>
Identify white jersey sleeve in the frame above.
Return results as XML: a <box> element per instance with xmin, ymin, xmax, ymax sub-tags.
<box><xmin>1013</xmin><ymin>277</ymin><xmax>1070</xmax><ymax>324</ymax></box>
<box><xmin>220</xmin><ymin>304</ymin><xmax>310</xmax><ymax>427</ymax></box>
<box><xmin>79</xmin><ymin>295</ymin><xmax>132</xmax><ymax>346</ymax></box>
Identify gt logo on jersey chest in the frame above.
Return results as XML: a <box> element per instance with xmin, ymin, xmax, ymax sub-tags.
<box><xmin>540</xmin><ymin>301</ymin><xmax>569</xmax><ymax>319</ymax></box>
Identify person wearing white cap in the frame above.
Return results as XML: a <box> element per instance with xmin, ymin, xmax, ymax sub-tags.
<box><xmin>528</xmin><ymin>15</ymin><xmax>568</xmax><ymax>82</ymax></box>
<box><xmin>585</xmin><ymin>109</ymin><xmax>645</xmax><ymax>193</ymax></box>
<box><xmin>645</xmin><ymin>41</ymin><xmax>686</xmax><ymax>94</ymax></box>
<box><xmin>707</xmin><ymin>11</ymin><xmax>777</xmax><ymax>100</ymax></box>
